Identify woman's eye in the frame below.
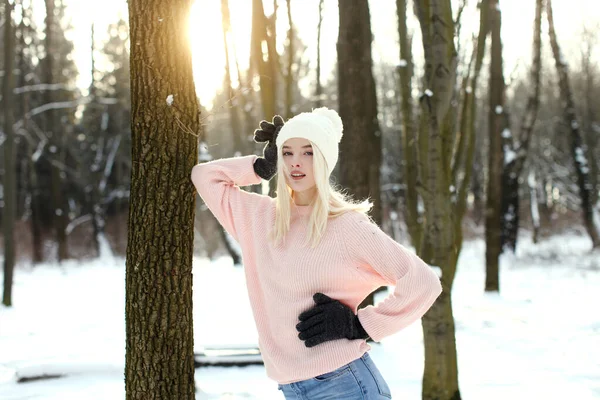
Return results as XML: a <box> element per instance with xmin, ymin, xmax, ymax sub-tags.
<box><xmin>283</xmin><ymin>152</ymin><xmax>292</xmax><ymax>156</ymax></box>
<box><xmin>305</xmin><ymin>152</ymin><xmax>313</xmax><ymax>156</ymax></box>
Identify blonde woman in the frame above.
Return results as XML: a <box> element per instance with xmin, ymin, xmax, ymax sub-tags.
<box><xmin>191</xmin><ymin>108</ymin><xmax>442</xmax><ymax>399</ymax></box>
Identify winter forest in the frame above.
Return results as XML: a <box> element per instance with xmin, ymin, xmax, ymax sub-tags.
<box><xmin>1</xmin><ymin>0</ymin><xmax>599</xmax><ymax>399</ymax></box>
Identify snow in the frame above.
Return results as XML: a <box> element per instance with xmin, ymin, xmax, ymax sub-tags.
<box><xmin>504</xmin><ymin>148</ymin><xmax>516</xmax><ymax>165</ymax></box>
<box><xmin>1</xmin><ymin>234</ymin><xmax>600</xmax><ymax>399</ymax></box>
<box><xmin>424</xmin><ymin>89</ymin><xmax>433</xmax><ymax>97</ymax></box>
<box><xmin>398</xmin><ymin>60</ymin><xmax>408</xmax><ymax>68</ymax></box>
<box><xmin>593</xmin><ymin>207</ymin><xmax>600</xmax><ymax>238</ymax></box>
<box><xmin>575</xmin><ymin>147</ymin><xmax>588</xmax><ymax>167</ymax></box>
<box><xmin>495</xmin><ymin>105</ymin><xmax>503</xmax><ymax>114</ymax></box>
<box><xmin>166</xmin><ymin>94</ymin><xmax>174</xmax><ymax>106</ymax></box>
<box><xmin>502</xmin><ymin>128</ymin><xmax>512</xmax><ymax>139</ymax></box>
<box><xmin>528</xmin><ymin>171</ymin><xmax>540</xmax><ymax>227</ymax></box>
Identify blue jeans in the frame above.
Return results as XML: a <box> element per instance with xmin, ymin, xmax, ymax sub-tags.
<box><xmin>277</xmin><ymin>352</ymin><xmax>392</xmax><ymax>399</ymax></box>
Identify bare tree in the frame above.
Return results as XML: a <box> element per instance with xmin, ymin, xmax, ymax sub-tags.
<box><xmin>396</xmin><ymin>0</ymin><xmax>421</xmax><ymax>249</ymax></box>
<box><xmin>485</xmin><ymin>0</ymin><xmax>505</xmax><ymax>292</ymax></box>
<box><xmin>337</xmin><ymin>0</ymin><xmax>383</xmax><ymax>309</ymax></box>
<box><xmin>547</xmin><ymin>0</ymin><xmax>600</xmax><ymax>248</ymax></box>
<box><xmin>405</xmin><ymin>0</ymin><xmax>490</xmax><ymax>396</ymax></box>
<box><xmin>43</xmin><ymin>0</ymin><xmax>69</xmax><ymax>262</ymax></box>
<box><xmin>125</xmin><ymin>0</ymin><xmax>199</xmax><ymax>397</ymax></box>
<box><xmin>2</xmin><ymin>0</ymin><xmax>16</xmax><ymax>306</ymax></box>
<box><xmin>500</xmin><ymin>0</ymin><xmax>543</xmax><ymax>252</ymax></box>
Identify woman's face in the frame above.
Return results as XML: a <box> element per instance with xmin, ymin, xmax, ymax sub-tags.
<box><xmin>281</xmin><ymin>138</ymin><xmax>316</xmax><ymax>194</ymax></box>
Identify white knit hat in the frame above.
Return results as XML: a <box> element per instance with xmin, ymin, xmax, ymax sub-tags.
<box><xmin>275</xmin><ymin>107</ymin><xmax>343</xmax><ymax>175</ymax></box>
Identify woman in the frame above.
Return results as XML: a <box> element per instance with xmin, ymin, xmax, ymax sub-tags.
<box><xmin>191</xmin><ymin>107</ymin><xmax>442</xmax><ymax>399</ymax></box>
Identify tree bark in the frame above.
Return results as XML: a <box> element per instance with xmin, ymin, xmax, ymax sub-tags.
<box><xmin>412</xmin><ymin>1</ymin><xmax>460</xmax><ymax>398</ymax></box>
<box><xmin>500</xmin><ymin>0</ymin><xmax>543</xmax><ymax>252</ymax></box>
<box><xmin>337</xmin><ymin>0</ymin><xmax>382</xmax><ymax>309</ymax></box>
<box><xmin>547</xmin><ymin>0</ymin><xmax>600</xmax><ymax>248</ymax></box>
<box><xmin>2</xmin><ymin>0</ymin><xmax>16</xmax><ymax>307</ymax></box>
<box><xmin>485</xmin><ymin>0</ymin><xmax>505</xmax><ymax>292</ymax></box>
<box><xmin>125</xmin><ymin>0</ymin><xmax>199</xmax><ymax>398</ymax></box>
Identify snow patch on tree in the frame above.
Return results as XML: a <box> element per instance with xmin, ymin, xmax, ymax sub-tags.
<box><xmin>504</xmin><ymin>148</ymin><xmax>516</xmax><ymax>165</ymax></box>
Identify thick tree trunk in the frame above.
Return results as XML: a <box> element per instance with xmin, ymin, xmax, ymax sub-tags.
<box><xmin>485</xmin><ymin>0</ymin><xmax>505</xmax><ymax>292</ymax></box>
<box><xmin>2</xmin><ymin>0</ymin><xmax>16</xmax><ymax>307</ymax></box>
<box><xmin>500</xmin><ymin>0</ymin><xmax>543</xmax><ymax>252</ymax></box>
<box><xmin>337</xmin><ymin>0</ymin><xmax>382</xmax><ymax>309</ymax></box>
<box><xmin>413</xmin><ymin>1</ymin><xmax>460</xmax><ymax>398</ymax></box>
<box><xmin>125</xmin><ymin>0</ymin><xmax>199</xmax><ymax>398</ymax></box>
<box><xmin>547</xmin><ymin>0</ymin><xmax>600</xmax><ymax>248</ymax></box>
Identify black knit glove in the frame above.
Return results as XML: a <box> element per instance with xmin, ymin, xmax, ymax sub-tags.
<box><xmin>253</xmin><ymin>115</ymin><xmax>284</xmax><ymax>181</ymax></box>
<box><xmin>296</xmin><ymin>293</ymin><xmax>369</xmax><ymax>348</ymax></box>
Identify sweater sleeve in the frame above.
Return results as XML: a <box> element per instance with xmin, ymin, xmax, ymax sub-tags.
<box><xmin>348</xmin><ymin>214</ymin><xmax>443</xmax><ymax>342</ymax></box>
<box><xmin>190</xmin><ymin>155</ymin><xmax>266</xmax><ymax>242</ymax></box>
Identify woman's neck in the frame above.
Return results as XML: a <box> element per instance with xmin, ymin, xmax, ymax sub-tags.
<box><xmin>292</xmin><ymin>188</ymin><xmax>317</xmax><ymax>206</ymax></box>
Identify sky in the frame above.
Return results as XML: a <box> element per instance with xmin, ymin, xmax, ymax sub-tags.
<box><xmin>33</xmin><ymin>0</ymin><xmax>600</xmax><ymax>109</ymax></box>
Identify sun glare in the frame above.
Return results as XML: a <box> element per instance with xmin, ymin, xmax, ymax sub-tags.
<box><xmin>189</xmin><ymin>0</ymin><xmax>253</xmax><ymax>110</ymax></box>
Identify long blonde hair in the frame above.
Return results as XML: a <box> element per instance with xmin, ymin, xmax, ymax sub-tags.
<box><xmin>269</xmin><ymin>141</ymin><xmax>372</xmax><ymax>248</ymax></box>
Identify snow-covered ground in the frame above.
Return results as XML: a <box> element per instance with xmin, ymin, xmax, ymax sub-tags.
<box><xmin>1</xmin><ymin>233</ymin><xmax>599</xmax><ymax>399</ymax></box>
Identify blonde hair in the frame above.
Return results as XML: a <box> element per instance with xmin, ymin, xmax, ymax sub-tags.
<box><xmin>269</xmin><ymin>141</ymin><xmax>372</xmax><ymax>248</ymax></box>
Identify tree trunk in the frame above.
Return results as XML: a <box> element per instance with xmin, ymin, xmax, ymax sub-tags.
<box><xmin>337</xmin><ymin>0</ymin><xmax>382</xmax><ymax>309</ymax></box>
<box><xmin>2</xmin><ymin>0</ymin><xmax>16</xmax><ymax>307</ymax></box>
<box><xmin>125</xmin><ymin>0</ymin><xmax>199</xmax><ymax>398</ymax></box>
<box><xmin>547</xmin><ymin>0</ymin><xmax>600</xmax><ymax>248</ymax></box>
<box><xmin>485</xmin><ymin>0</ymin><xmax>505</xmax><ymax>292</ymax></box>
<box><xmin>528</xmin><ymin>170</ymin><xmax>541</xmax><ymax>244</ymax></box>
<box><xmin>44</xmin><ymin>0</ymin><xmax>68</xmax><ymax>262</ymax></box>
<box><xmin>500</xmin><ymin>0</ymin><xmax>543</xmax><ymax>252</ymax></box>
<box><xmin>412</xmin><ymin>0</ymin><xmax>461</xmax><ymax>398</ymax></box>
<box><xmin>396</xmin><ymin>0</ymin><xmax>422</xmax><ymax>251</ymax></box>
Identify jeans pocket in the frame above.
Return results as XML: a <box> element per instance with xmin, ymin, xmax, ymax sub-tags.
<box><xmin>361</xmin><ymin>353</ymin><xmax>392</xmax><ymax>398</ymax></box>
<box><xmin>313</xmin><ymin>365</ymin><xmax>351</xmax><ymax>381</ymax></box>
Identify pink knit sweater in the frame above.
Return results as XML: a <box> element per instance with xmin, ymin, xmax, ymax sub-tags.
<box><xmin>191</xmin><ymin>155</ymin><xmax>442</xmax><ymax>384</ymax></box>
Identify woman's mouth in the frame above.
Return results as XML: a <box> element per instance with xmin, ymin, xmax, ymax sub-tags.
<box><xmin>291</xmin><ymin>173</ymin><xmax>306</xmax><ymax>181</ymax></box>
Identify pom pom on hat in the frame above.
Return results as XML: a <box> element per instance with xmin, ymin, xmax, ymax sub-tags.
<box><xmin>275</xmin><ymin>107</ymin><xmax>344</xmax><ymax>175</ymax></box>
<box><xmin>311</xmin><ymin>107</ymin><xmax>343</xmax><ymax>143</ymax></box>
